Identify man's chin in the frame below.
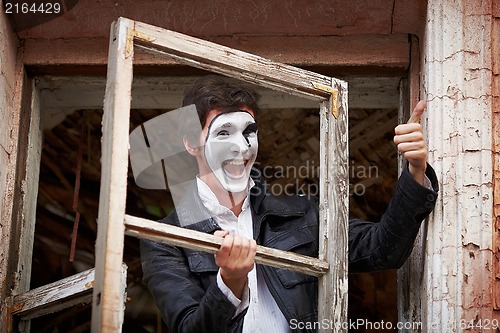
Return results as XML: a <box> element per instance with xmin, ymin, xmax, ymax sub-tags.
<box><xmin>218</xmin><ymin>172</ymin><xmax>250</xmax><ymax>193</ymax></box>
<box><xmin>221</xmin><ymin>181</ymin><xmax>249</xmax><ymax>194</ymax></box>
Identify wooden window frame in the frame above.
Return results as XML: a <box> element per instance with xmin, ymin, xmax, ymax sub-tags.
<box><xmin>93</xmin><ymin>17</ymin><xmax>349</xmax><ymax>332</ymax></box>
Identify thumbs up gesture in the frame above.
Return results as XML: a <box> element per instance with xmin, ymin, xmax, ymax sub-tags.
<box><xmin>393</xmin><ymin>100</ymin><xmax>427</xmax><ymax>184</ymax></box>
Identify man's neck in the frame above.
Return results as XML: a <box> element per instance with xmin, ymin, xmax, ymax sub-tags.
<box><xmin>219</xmin><ymin>191</ymin><xmax>247</xmax><ymax>217</ymax></box>
<box><xmin>198</xmin><ymin>175</ymin><xmax>249</xmax><ymax>217</ymax></box>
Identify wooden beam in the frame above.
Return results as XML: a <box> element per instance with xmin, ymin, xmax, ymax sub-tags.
<box><xmin>22</xmin><ymin>34</ymin><xmax>410</xmax><ymax>70</ymax></box>
<box><xmin>38</xmin><ymin>76</ymin><xmax>399</xmax><ymax>129</ymax></box>
<box><xmin>397</xmin><ymin>34</ymin><xmax>423</xmax><ymax>330</ymax></box>
<box><xmin>91</xmin><ymin>18</ymin><xmax>134</xmax><ymax>332</ymax></box>
<box><xmin>5</xmin><ymin>269</ymin><xmax>94</xmax><ymax>325</ymax></box>
<box><xmin>131</xmin><ymin>20</ymin><xmax>333</xmax><ymax>101</ymax></box>
<box><xmin>9</xmin><ymin>80</ymin><xmax>43</xmax><ymax>297</ymax></box>
<box><xmin>124</xmin><ymin>214</ymin><xmax>329</xmax><ymax>277</ymax></box>
<box><xmin>37</xmin><ymin>75</ymin><xmax>398</xmax><ymax>110</ymax></box>
<box><xmin>317</xmin><ymin>84</ymin><xmax>349</xmax><ymax>332</ymax></box>
<box><xmin>0</xmin><ymin>47</ymin><xmax>30</xmax><ymax>333</ymax></box>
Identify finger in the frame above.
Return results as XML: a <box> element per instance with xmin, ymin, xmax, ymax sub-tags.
<box><xmin>407</xmin><ymin>100</ymin><xmax>426</xmax><ymax>124</ymax></box>
<box><xmin>403</xmin><ymin>150</ymin><xmax>427</xmax><ymax>160</ymax></box>
<box><xmin>216</xmin><ymin>234</ymin><xmax>234</xmax><ymax>264</ymax></box>
<box><xmin>394</xmin><ymin>123</ymin><xmax>422</xmax><ymax>136</ymax></box>
<box><xmin>228</xmin><ymin>235</ymin><xmax>243</xmax><ymax>260</ymax></box>
<box><xmin>393</xmin><ymin>130</ymin><xmax>424</xmax><ymax>144</ymax></box>
<box><xmin>241</xmin><ymin>238</ymin><xmax>254</xmax><ymax>258</ymax></box>
<box><xmin>396</xmin><ymin>141</ymin><xmax>425</xmax><ymax>153</ymax></box>
<box><xmin>239</xmin><ymin>239</ymin><xmax>256</xmax><ymax>269</ymax></box>
<box><xmin>247</xmin><ymin>240</ymin><xmax>257</xmax><ymax>263</ymax></box>
<box><xmin>249</xmin><ymin>239</ymin><xmax>257</xmax><ymax>255</ymax></box>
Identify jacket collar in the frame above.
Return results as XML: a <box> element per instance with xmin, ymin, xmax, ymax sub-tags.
<box><xmin>175</xmin><ymin>180</ymin><xmax>220</xmax><ymax>233</ymax></box>
<box><xmin>171</xmin><ymin>170</ymin><xmax>310</xmax><ymax>273</ymax></box>
<box><xmin>250</xmin><ymin>168</ymin><xmax>308</xmax><ymax>215</ymax></box>
<box><xmin>174</xmin><ymin>168</ymin><xmax>308</xmax><ymax>234</ymax></box>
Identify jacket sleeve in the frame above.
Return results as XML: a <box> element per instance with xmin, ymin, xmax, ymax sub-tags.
<box><xmin>348</xmin><ymin>163</ymin><xmax>439</xmax><ymax>272</ymax></box>
<box><xmin>140</xmin><ymin>236</ymin><xmax>245</xmax><ymax>333</ymax></box>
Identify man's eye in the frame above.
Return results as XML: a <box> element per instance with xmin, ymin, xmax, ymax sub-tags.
<box><xmin>243</xmin><ymin>124</ymin><xmax>258</xmax><ymax>137</ymax></box>
<box><xmin>216</xmin><ymin>130</ymin><xmax>230</xmax><ymax>136</ymax></box>
<box><xmin>243</xmin><ymin>130</ymin><xmax>257</xmax><ymax>137</ymax></box>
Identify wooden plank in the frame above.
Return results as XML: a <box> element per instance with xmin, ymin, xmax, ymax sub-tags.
<box><xmin>10</xmin><ymin>81</ymin><xmax>42</xmax><ymax>295</ymax></box>
<box><xmin>397</xmin><ymin>34</ymin><xmax>424</xmax><ymax>332</ymax></box>
<box><xmin>22</xmin><ymin>34</ymin><xmax>410</xmax><ymax>70</ymax></box>
<box><xmin>4</xmin><ymin>72</ymin><xmax>32</xmax><ymax>298</ymax></box>
<box><xmin>124</xmin><ymin>215</ymin><xmax>329</xmax><ymax>277</ymax></box>
<box><xmin>5</xmin><ymin>269</ymin><xmax>95</xmax><ymax>323</ymax></box>
<box><xmin>0</xmin><ymin>48</ymin><xmax>30</xmax><ymax>333</ymax></box>
<box><xmin>4</xmin><ymin>81</ymin><xmax>43</xmax><ymax>333</ymax></box>
<box><xmin>131</xmin><ymin>20</ymin><xmax>333</xmax><ymax>101</ymax></box>
<box><xmin>317</xmin><ymin>82</ymin><xmax>349</xmax><ymax>331</ymax></box>
<box><xmin>91</xmin><ymin>17</ymin><xmax>134</xmax><ymax>333</ymax></box>
<box><xmin>0</xmin><ymin>52</ymin><xmax>21</xmax><ymax>294</ymax></box>
<box><xmin>37</xmin><ymin>76</ymin><xmax>399</xmax><ymax>123</ymax></box>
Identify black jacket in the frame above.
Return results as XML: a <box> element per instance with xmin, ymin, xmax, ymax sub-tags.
<box><xmin>140</xmin><ymin>164</ymin><xmax>438</xmax><ymax>332</ymax></box>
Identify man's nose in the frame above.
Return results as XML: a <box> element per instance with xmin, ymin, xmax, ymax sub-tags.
<box><xmin>229</xmin><ymin>134</ymin><xmax>249</xmax><ymax>154</ymax></box>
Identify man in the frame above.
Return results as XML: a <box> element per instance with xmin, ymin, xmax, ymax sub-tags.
<box><xmin>140</xmin><ymin>75</ymin><xmax>438</xmax><ymax>332</ymax></box>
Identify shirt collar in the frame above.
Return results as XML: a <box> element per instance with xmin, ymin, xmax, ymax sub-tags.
<box><xmin>196</xmin><ymin>177</ymin><xmax>255</xmax><ymax>217</ymax></box>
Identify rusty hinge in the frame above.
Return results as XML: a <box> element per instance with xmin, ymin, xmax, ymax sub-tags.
<box><xmin>311</xmin><ymin>82</ymin><xmax>339</xmax><ymax>118</ymax></box>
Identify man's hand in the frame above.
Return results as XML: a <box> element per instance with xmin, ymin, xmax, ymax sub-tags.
<box><xmin>214</xmin><ymin>230</ymin><xmax>257</xmax><ymax>299</ymax></box>
<box><xmin>394</xmin><ymin>100</ymin><xmax>428</xmax><ymax>184</ymax></box>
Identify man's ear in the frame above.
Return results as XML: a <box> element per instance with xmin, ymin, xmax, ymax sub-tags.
<box><xmin>183</xmin><ymin>136</ymin><xmax>200</xmax><ymax>156</ymax></box>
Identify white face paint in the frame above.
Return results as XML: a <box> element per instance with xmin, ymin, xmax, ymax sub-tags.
<box><xmin>204</xmin><ymin>111</ymin><xmax>258</xmax><ymax>193</ymax></box>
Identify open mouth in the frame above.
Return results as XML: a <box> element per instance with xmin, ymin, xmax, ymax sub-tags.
<box><xmin>222</xmin><ymin>159</ymin><xmax>249</xmax><ymax>179</ymax></box>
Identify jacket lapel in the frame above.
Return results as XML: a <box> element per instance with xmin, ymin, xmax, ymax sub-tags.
<box><xmin>175</xmin><ymin>182</ymin><xmax>221</xmax><ymax>273</ymax></box>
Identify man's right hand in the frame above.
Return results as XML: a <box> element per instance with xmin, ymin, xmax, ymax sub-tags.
<box><xmin>214</xmin><ymin>230</ymin><xmax>257</xmax><ymax>299</ymax></box>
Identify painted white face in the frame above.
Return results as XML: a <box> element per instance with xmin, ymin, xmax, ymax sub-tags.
<box><xmin>204</xmin><ymin>111</ymin><xmax>258</xmax><ymax>193</ymax></box>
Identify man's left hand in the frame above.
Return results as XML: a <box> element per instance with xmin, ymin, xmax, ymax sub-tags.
<box><xmin>393</xmin><ymin>100</ymin><xmax>428</xmax><ymax>185</ymax></box>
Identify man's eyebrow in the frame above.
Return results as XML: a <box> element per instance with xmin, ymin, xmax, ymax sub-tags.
<box><xmin>211</xmin><ymin>120</ymin><xmax>257</xmax><ymax>133</ymax></box>
<box><xmin>216</xmin><ymin>121</ymin><xmax>255</xmax><ymax>128</ymax></box>
<box><xmin>245</xmin><ymin>123</ymin><xmax>258</xmax><ymax>131</ymax></box>
<box><xmin>210</xmin><ymin>122</ymin><xmax>232</xmax><ymax>132</ymax></box>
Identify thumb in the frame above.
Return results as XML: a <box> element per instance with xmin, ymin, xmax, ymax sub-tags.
<box><xmin>407</xmin><ymin>100</ymin><xmax>426</xmax><ymax>124</ymax></box>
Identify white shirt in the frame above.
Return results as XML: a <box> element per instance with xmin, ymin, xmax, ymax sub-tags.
<box><xmin>196</xmin><ymin>178</ymin><xmax>291</xmax><ymax>333</ymax></box>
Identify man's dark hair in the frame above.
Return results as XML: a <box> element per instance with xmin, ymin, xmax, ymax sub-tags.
<box><xmin>179</xmin><ymin>75</ymin><xmax>261</xmax><ymax>144</ymax></box>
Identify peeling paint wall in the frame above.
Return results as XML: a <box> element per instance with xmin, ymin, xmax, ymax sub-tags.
<box><xmin>492</xmin><ymin>1</ymin><xmax>500</xmax><ymax>312</ymax></box>
<box><xmin>15</xmin><ymin>0</ymin><xmax>425</xmax><ymax>39</ymax></box>
<box><xmin>0</xmin><ymin>9</ymin><xmax>20</xmax><ymax>301</ymax></box>
<box><xmin>421</xmin><ymin>0</ymin><xmax>498</xmax><ymax>330</ymax></box>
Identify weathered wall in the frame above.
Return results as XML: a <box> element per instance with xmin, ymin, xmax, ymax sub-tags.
<box><xmin>16</xmin><ymin>0</ymin><xmax>422</xmax><ymax>76</ymax></box>
<box><xmin>420</xmin><ymin>0</ymin><xmax>498</xmax><ymax>330</ymax></box>
<box><xmin>15</xmin><ymin>0</ymin><xmax>425</xmax><ymax>39</ymax></box>
<box><xmin>0</xmin><ymin>8</ymin><xmax>20</xmax><ymax>301</ymax></box>
<box><xmin>492</xmin><ymin>0</ymin><xmax>500</xmax><ymax>312</ymax></box>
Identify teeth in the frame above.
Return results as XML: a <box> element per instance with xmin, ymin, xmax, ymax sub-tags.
<box><xmin>226</xmin><ymin>160</ymin><xmax>245</xmax><ymax>166</ymax></box>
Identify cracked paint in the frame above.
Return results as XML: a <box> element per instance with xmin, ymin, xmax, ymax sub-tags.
<box><xmin>421</xmin><ymin>0</ymin><xmax>500</xmax><ymax>330</ymax></box>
